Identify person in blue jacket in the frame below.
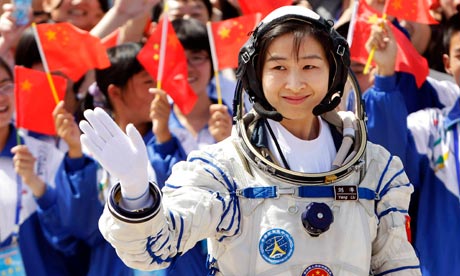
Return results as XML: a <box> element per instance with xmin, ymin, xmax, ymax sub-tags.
<box><xmin>361</xmin><ymin>15</ymin><xmax>460</xmax><ymax>275</ymax></box>
<box><xmin>141</xmin><ymin>18</ymin><xmax>234</xmax><ymax>275</ymax></box>
<box><xmin>9</xmin><ymin>22</ymin><xmax>135</xmax><ymax>276</ymax></box>
<box><xmin>0</xmin><ymin>56</ymin><xmax>88</xmax><ymax>276</ymax></box>
<box><xmin>335</xmin><ymin>13</ymin><xmax>455</xmax><ymax>163</ymax></box>
<box><xmin>50</xmin><ymin>37</ymin><xmax>225</xmax><ymax>275</ymax></box>
<box><xmin>42</xmin><ymin>42</ymin><xmax>159</xmax><ymax>276</ymax></box>
<box><xmin>148</xmin><ymin>17</ymin><xmax>233</xmax><ymax>188</ymax></box>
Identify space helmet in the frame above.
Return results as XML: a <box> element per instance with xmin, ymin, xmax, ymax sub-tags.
<box><xmin>235</xmin><ymin>5</ymin><xmax>350</xmax><ymax>120</ymax></box>
<box><xmin>233</xmin><ymin>6</ymin><xmax>367</xmax><ymax>185</ymax></box>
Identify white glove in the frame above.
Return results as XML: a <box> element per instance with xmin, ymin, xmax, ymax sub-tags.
<box><xmin>79</xmin><ymin>108</ymin><xmax>150</xmax><ymax>206</ymax></box>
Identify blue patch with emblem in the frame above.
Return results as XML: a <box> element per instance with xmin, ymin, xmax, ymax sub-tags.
<box><xmin>259</xmin><ymin>228</ymin><xmax>294</xmax><ymax>264</ymax></box>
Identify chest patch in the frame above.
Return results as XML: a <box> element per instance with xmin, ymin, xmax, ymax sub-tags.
<box><xmin>258</xmin><ymin>228</ymin><xmax>294</xmax><ymax>264</ymax></box>
<box><xmin>302</xmin><ymin>264</ymin><xmax>333</xmax><ymax>276</ymax></box>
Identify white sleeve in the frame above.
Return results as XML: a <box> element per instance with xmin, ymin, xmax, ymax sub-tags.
<box><xmin>427</xmin><ymin>76</ymin><xmax>460</xmax><ymax>107</ymax></box>
<box><xmin>407</xmin><ymin>108</ymin><xmax>439</xmax><ymax>158</ymax></box>
<box><xmin>368</xmin><ymin>144</ymin><xmax>421</xmax><ymax>275</ymax></box>
<box><xmin>99</xmin><ymin>146</ymin><xmax>241</xmax><ymax>271</ymax></box>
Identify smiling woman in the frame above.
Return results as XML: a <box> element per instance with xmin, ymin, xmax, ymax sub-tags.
<box><xmin>0</xmin><ymin>58</ymin><xmax>14</xmax><ymax>132</ymax></box>
<box><xmin>0</xmin><ymin>56</ymin><xmax>89</xmax><ymax>275</ymax></box>
<box><xmin>35</xmin><ymin>42</ymin><xmax>157</xmax><ymax>276</ymax></box>
<box><xmin>261</xmin><ymin>31</ymin><xmax>330</xmax><ymax>139</ymax></box>
<box><xmin>42</xmin><ymin>0</ymin><xmax>109</xmax><ymax>30</ymax></box>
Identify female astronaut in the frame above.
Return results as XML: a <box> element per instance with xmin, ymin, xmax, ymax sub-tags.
<box><xmin>79</xmin><ymin>6</ymin><xmax>421</xmax><ymax>275</ymax></box>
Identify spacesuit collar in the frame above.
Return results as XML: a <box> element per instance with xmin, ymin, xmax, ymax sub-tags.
<box><xmin>248</xmin><ymin>116</ymin><xmax>343</xmax><ymax>155</ymax></box>
<box><xmin>250</xmin><ymin>119</ymin><xmax>268</xmax><ymax>149</ymax></box>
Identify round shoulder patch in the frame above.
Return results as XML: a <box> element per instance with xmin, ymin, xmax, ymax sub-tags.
<box><xmin>259</xmin><ymin>228</ymin><xmax>294</xmax><ymax>264</ymax></box>
<box><xmin>302</xmin><ymin>264</ymin><xmax>333</xmax><ymax>276</ymax></box>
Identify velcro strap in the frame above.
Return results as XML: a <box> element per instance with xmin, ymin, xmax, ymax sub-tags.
<box><xmin>236</xmin><ymin>186</ymin><xmax>376</xmax><ymax>200</ymax></box>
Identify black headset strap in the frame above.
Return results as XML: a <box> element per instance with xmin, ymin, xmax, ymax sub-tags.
<box><xmin>263</xmin><ymin>119</ymin><xmax>291</xmax><ymax>170</ymax></box>
<box><xmin>232</xmin><ymin>80</ymin><xmax>244</xmax><ymax>123</ymax></box>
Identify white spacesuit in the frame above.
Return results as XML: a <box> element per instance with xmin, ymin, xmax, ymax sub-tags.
<box><xmin>81</xmin><ymin>6</ymin><xmax>421</xmax><ymax>276</ymax></box>
<box><xmin>99</xmin><ymin>125</ymin><xmax>419</xmax><ymax>276</ymax></box>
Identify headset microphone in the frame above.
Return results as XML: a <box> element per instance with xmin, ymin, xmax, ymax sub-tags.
<box><xmin>253</xmin><ymin>102</ymin><xmax>283</xmax><ymax>122</ymax></box>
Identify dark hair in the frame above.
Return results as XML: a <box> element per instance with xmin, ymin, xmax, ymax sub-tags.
<box><xmin>94</xmin><ymin>42</ymin><xmax>144</xmax><ymax>111</ymax></box>
<box><xmin>14</xmin><ymin>27</ymin><xmax>41</xmax><ymax>68</ymax></box>
<box><xmin>98</xmin><ymin>0</ymin><xmax>110</xmax><ymax>12</ymax></box>
<box><xmin>218</xmin><ymin>0</ymin><xmax>241</xmax><ymax>20</ymax></box>
<box><xmin>256</xmin><ymin>20</ymin><xmax>336</xmax><ymax>91</ymax></box>
<box><xmin>151</xmin><ymin>2</ymin><xmax>163</xmax><ymax>22</ymax></box>
<box><xmin>172</xmin><ymin>17</ymin><xmax>213</xmax><ymax>76</ymax></box>
<box><xmin>443</xmin><ymin>12</ymin><xmax>460</xmax><ymax>54</ymax></box>
<box><xmin>172</xmin><ymin>18</ymin><xmax>210</xmax><ymax>53</ymax></box>
<box><xmin>77</xmin><ymin>42</ymin><xmax>144</xmax><ymax>122</ymax></box>
<box><xmin>0</xmin><ymin>57</ymin><xmax>13</xmax><ymax>80</ymax></box>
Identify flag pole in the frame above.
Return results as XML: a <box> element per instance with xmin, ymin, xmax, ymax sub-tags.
<box><xmin>206</xmin><ymin>21</ymin><xmax>222</xmax><ymax>105</ymax></box>
<box><xmin>156</xmin><ymin>4</ymin><xmax>169</xmax><ymax>90</ymax></box>
<box><xmin>346</xmin><ymin>0</ymin><xmax>359</xmax><ymax>47</ymax></box>
<box><xmin>31</xmin><ymin>23</ymin><xmax>60</xmax><ymax>104</ymax></box>
<box><xmin>363</xmin><ymin>13</ymin><xmax>386</xmax><ymax>74</ymax></box>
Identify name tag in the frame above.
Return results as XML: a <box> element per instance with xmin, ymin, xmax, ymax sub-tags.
<box><xmin>334</xmin><ymin>185</ymin><xmax>358</xmax><ymax>201</ymax></box>
<box><xmin>0</xmin><ymin>244</ymin><xmax>26</xmax><ymax>276</ymax></box>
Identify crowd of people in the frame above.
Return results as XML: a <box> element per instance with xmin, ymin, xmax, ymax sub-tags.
<box><xmin>1</xmin><ymin>0</ymin><xmax>460</xmax><ymax>275</ymax></box>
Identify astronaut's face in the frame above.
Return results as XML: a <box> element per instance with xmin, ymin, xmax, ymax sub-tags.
<box><xmin>262</xmin><ymin>33</ymin><xmax>329</xmax><ymax>129</ymax></box>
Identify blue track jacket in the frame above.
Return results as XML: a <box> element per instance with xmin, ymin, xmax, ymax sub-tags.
<box><xmin>363</xmin><ymin>73</ymin><xmax>460</xmax><ymax>275</ymax></box>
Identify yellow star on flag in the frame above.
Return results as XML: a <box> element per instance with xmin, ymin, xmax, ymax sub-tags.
<box><xmin>367</xmin><ymin>14</ymin><xmax>379</xmax><ymax>24</ymax></box>
<box><xmin>152</xmin><ymin>43</ymin><xmax>160</xmax><ymax>61</ymax></box>
<box><xmin>45</xmin><ymin>30</ymin><xmax>57</xmax><ymax>41</ymax></box>
<box><xmin>391</xmin><ymin>0</ymin><xmax>402</xmax><ymax>10</ymax></box>
<box><xmin>20</xmin><ymin>80</ymin><xmax>32</xmax><ymax>91</ymax></box>
<box><xmin>218</xmin><ymin>27</ymin><xmax>231</xmax><ymax>39</ymax></box>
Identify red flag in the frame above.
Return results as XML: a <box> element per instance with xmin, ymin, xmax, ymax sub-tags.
<box><xmin>14</xmin><ymin>66</ymin><xmax>67</xmax><ymax>135</ymax></box>
<box><xmin>137</xmin><ymin>19</ymin><xmax>197</xmax><ymax>114</ymax></box>
<box><xmin>428</xmin><ymin>0</ymin><xmax>440</xmax><ymax>9</ymax></box>
<box><xmin>210</xmin><ymin>14</ymin><xmax>260</xmax><ymax>70</ymax></box>
<box><xmin>384</xmin><ymin>0</ymin><xmax>438</xmax><ymax>24</ymax></box>
<box><xmin>238</xmin><ymin>0</ymin><xmax>291</xmax><ymax>17</ymax></box>
<box><xmin>35</xmin><ymin>22</ymin><xmax>111</xmax><ymax>81</ymax></box>
<box><xmin>350</xmin><ymin>1</ymin><xmax>429</xmax><ymax>87</ymax></box>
